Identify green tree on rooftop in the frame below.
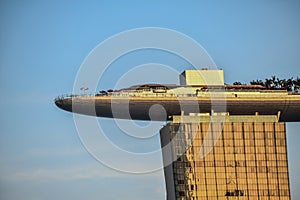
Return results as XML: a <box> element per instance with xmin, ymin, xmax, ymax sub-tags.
<box><xmin>293</xmin><ymin>77</ymin><xmax>300</xmax><ymax>91</ymax></box>
<box><xmin>247</xmin><ymin>76</ymin><xmax>300</xmax><ymax>92</ymax></box>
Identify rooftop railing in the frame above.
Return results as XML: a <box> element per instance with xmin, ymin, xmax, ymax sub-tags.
<box><xmin>55</xmin><ymin>89</ymin><xmax>300</xmax><ymax>101</ymax></box>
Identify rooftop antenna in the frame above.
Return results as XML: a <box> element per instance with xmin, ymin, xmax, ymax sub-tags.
<box><xmin>80</xmin><ymin>84</ymin><xmax>89</xmax><ymax>95</ymax></box>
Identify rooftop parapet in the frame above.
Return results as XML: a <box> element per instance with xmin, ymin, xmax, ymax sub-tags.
<box><xmin>172</xmin><ymin>113</ymin><xmax>279</xmax><ymax>123</ymax></box>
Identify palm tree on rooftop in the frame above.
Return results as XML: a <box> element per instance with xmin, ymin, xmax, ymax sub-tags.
<box><xmin>271</xmin><ymin>76</ymin><xmax>277</xmax><ymax>88</ymax></box>
<box><xmin>286</xmin><ymin>78</ymin><xmax>293</xmax><ymax>91</ymax></box>
<box><xmin>265</xmin><ymin>78</ymin><xmax>272</xmax><ymax>89</ymax></box>
<box><xmin>278</xmin><ymin>79</ymin><xmax>286</xmax><ymax>89</ymax></box>
<box><xmin>294</xmin><ymin>77</ymin><xmax>300</xmax><ymax>92</ymax></box>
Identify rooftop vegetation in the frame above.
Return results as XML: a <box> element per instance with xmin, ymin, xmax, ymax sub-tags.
<box><xmin>233</xmin><ymin>76</ymin><xmax>300</xmax><ymax>92</ymax></box>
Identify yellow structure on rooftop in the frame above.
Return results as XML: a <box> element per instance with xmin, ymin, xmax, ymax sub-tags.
<box><xmin>180</xmin><ymin>69</ymin><xmax>225</xmax><ymax>86</ymax></box>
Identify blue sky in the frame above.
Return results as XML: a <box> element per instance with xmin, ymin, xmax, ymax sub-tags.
<box><xmin>0</xmin><ymin>1</ymin><xmax>300</xmax><ymax>199</ymax></box>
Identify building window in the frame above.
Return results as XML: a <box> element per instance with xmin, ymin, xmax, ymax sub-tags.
<box><xmin>179</xmin><ymin>191</ymin><xmax>185</xmax><ymax>196</ymax></box>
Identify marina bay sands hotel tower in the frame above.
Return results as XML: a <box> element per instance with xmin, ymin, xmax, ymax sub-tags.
<box><xmin>55</xmin><ymin>69</ymin><xmax>300</xmax><ymax>200</ymax></box>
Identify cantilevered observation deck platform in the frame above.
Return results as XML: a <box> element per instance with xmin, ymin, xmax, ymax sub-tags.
<box><xmin>55</xmin><ymin>70</ymin><xmax>300</xmax><ymax>122</ymax></box>
<box><xmin>55</xmin><ymin>91</ymin><xmax>300</xmax><ymax>122</ymax></box>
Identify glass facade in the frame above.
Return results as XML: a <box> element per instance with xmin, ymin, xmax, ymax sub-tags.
<box><xmin>160</xmin><ymin>121</ymin><xmax>290</xmax><ymax>200</ymax></box>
